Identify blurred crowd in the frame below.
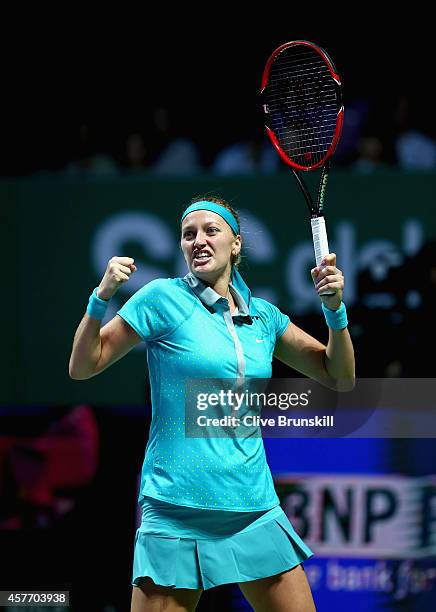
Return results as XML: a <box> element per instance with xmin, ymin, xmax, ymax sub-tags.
<box><xmin>270</xmin><ymin>239</ymin><xmax>436</xmax><ymax>380</ymax></box>
<box><xmin>352</xmin><ymin>239</ymin><xmax>436</xmax><ymax>378</ymax></box>
<box><xmin>7</xmin><ymin>95</ymin><xmax>436</xmax><ymax>179</ymax></box>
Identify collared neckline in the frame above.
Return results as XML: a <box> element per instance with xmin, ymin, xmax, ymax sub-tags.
<box><xmin>182</xmin><ymin>272</ymin><xmax>251</xmax><ymax>318</ymax></box>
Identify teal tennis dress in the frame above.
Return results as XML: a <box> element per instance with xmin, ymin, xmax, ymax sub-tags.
<box><xmin>117</xmin><ymin>272</ymin><xmax>314</xmax><ymax>590</ymax></box>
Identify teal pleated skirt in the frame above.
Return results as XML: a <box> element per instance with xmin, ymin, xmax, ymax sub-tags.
<box><xmin>132</xmin><ymin>495</ymin><xmax>314</xmax><ymax>590</ymax></box>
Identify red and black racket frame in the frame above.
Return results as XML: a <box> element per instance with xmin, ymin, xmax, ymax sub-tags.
<box><xmin>261</xmin><ymin>40</ymin><xmax>344</xmax><ymax>218</ymax></box>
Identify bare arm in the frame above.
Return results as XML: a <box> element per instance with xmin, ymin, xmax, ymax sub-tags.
<box><xmin>274</xmin><ymin>252</ymin><xmax>355</xmax><ymax>391</ymax></box>
<box><xmin>274</xmin><ymin>322</ymin><xmax>355</xmax><ymax>391</ymax></box>
<box><xmin>69</xmin><ymin>256</ymin><xmax>141</xmax><ymax>380</ymax></box>
<box><xmin>324</xmin><ymin>326</ymin><xmax>355</xmax><ymax>390</ymax></box>
<box><xmin>69</xmin><ymin>314</ymin><xmax>142</xmax><ymax>380</ymax></box>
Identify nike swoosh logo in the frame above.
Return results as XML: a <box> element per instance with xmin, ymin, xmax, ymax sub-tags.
<box><xmin>255</xmin><ymin>338</ymin><xmax>264</xmax><ymax>343</ymax></box>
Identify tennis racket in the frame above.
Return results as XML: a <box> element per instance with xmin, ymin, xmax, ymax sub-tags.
<box><xmin>261</xmin><ymin>40</ymin><xmax>344</xmax><ymax>294</ymax></box>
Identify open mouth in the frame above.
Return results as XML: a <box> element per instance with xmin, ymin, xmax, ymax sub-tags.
<box><xmin>193</xmin><ymin>251</ymin><xmax>212</xmax><ymax>265</ymax></box>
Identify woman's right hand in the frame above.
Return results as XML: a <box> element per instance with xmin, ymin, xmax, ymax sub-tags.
<box><xmin>96</xmin><ymin>257</ymin><xmax>137</xmax><ymax>300</ymax></box>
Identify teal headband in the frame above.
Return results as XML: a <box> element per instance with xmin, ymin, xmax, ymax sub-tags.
<box><xmin>181</xmin><ymin>201</ymin><xmax>240</xmax><ymax>235</ymax></box>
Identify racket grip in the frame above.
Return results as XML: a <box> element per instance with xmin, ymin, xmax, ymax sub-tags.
<box><xmin>311</xmin><ymin>216</ymin><xmax>330</xmax><ymax>266</ymax></box>
<box><xmin>311</xmin><ymin>216</ymin><xmax>335</xmax><ymax>296</ymax></box>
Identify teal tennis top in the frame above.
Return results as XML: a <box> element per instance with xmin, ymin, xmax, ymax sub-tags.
<box><xmin>117</xmin><ymin>272</ymin><xmax>290</xmax><ymax>511</ymax></box>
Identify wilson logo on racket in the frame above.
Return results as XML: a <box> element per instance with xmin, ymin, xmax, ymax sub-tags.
<box><xmin>319</xmin><ymin>174</ymin><xmax>329</xmax><ymax>205</ymax></box>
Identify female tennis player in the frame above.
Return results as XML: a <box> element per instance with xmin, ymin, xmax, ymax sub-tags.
<box><xmin>69</xmin><ymin>195</ymin><xmax>355</xmax><ymax>612</ymax></box>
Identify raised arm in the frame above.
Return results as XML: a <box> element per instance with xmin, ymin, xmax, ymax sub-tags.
<box><xmin>274</xmin><ymin>253</ymin><xmax>355</xmax><ymax>392</ymax></box>
<box><xmin>69</xmin><ymin>257</ymin><xmax>142</xmax><ymax>380</ymax></box>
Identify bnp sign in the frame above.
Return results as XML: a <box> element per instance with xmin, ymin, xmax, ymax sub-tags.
<box><xmin>276</xmin><ymin>474</ymin><xmax>436</xmax><ymax>559</ymax></box>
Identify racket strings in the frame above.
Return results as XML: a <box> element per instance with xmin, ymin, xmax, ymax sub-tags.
<box><xmin>265</xmin><ymin>45</ymin><xmax>340</xmax><ymax>167</ymax></box>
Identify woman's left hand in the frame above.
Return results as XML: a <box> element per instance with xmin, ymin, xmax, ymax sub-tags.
<box><xmin>310</xmin><ymin>253</ymin><xmax>344</xmax><ymax>310</ymax></box>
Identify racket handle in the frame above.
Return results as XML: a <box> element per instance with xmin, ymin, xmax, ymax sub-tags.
<box><xmin>311</xmin><ymin>216</ymin><xmax>335</xmax><ymax>295</ymax></box>
<box><xmin>311</xmin><ymin>216</ymin><xmax>329</xmax><ymax>266</ymax></box>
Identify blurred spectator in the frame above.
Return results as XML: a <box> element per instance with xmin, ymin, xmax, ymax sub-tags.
<box><xmin>152</xmin><ymin>138</ymin><xmax>201</xmax><ymax>175</ymax></box>
<box><xmin>333</xmin><ymin>99</ymin><xmax>369</xmax><ymax>164</ymax></box>
<box><xmin>150</xmin><ymin>107</ymin><xmax>202</xmax><ymax>176</ymax></box>
<box><xmin>63</xmin><ymin>124</ymin><xmax>120</xmax><ymax>178</ymax></box>
<box><xmin>353</xmin><ymin>240</ymin><xmax>436</xmax><ymax>377</ymax></box>
<box><xmin>393</xmin><ymin>95</ymin><xmax>436</xmax><ymax>170</ymax></box>
<box><xmin>396</xmin><ymin>130</ymin><xmax>436</xmax><ymax>170</ymax></box>
<box><xmin>124</xmin><ymin>132</ymin><xmax>149</xmax><ymax>174</ymax></box>
<box><xmin>0</xmin><ymin>405</ymin><xmax>99</xmax><ymax>529</ymax></box>
<box><xmin>211</xmin><ymin>137</ymin><xmax>279</xmax><ymax>175</ymax></box>
<box><xmin>353</xmin><ymin>135</ymin><xmax>389</xmax><ymax>173</ymax></box>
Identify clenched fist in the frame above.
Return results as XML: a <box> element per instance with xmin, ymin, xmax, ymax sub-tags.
<box><xmin>311</xmin><ymin>253</ymin><xmax>344</xmax><ymax>311</ymax></box>
<box><xmin>97</xmin><ymin>256</ymin><xmax>137</xmax><ymax>300</ymax></box>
